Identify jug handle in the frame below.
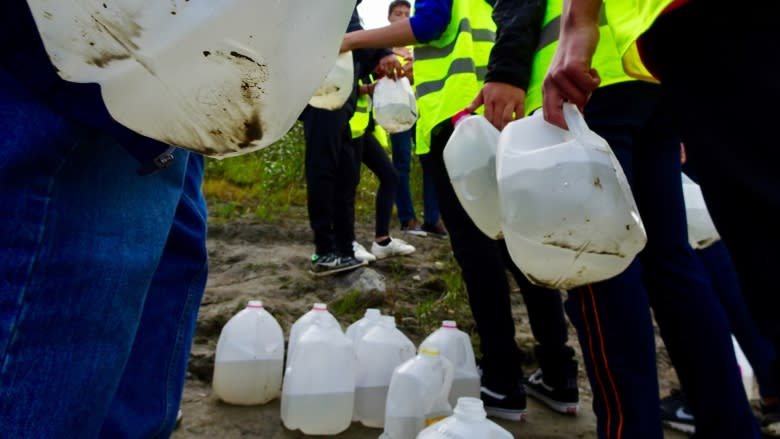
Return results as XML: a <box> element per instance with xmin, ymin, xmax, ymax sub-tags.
<box><xmin>562</xmin><ymin>103</ymin><xmax>589</xmax><ymax>138</ymax></box>
<box><xmin>439</xmin><ymin>357</ymin><xmax>455</xmax><ymax>406</ymax></box>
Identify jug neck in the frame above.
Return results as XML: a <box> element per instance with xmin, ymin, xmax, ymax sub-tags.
<box><xmin>453</xmin><ymin>397</ymin><xmax>488</xmax><ymax>422</ymax></box>
<box><xmin>246</xmin><ymin>300</ymin><xmax>264</xmax><ymax>309</ymax></box>
<box><xmin>441</xmin><ymin>320</ymin><xmax>457</xmax><ymax>330</ymax></box>
<box><xmin>379</xmin><ymin>316</ymin><xmax>396</xmax><ymax>329</ymax></box>
<box><xmin>419</xmin><ymin>346</ymin><xmax>441</xmax><ymax>361</ymax></box>
<box><xmin>364</xmin><ymin>308</ymin><xmax>381</xmax><ymax>321</ymax></box>
<box><xmin>451</xmin><ymin>110</ymin><xmax>471</xmax><ymax>126</ymax></box>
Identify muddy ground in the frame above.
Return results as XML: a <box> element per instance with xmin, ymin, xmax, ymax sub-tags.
<box><xmin>172</xmin><ymin>215</ymin><xmax>686</xmax><ymax>439</ymax></box>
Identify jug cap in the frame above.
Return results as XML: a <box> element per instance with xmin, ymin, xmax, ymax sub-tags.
<box><xmin>441</xmin><ymin>320</ymin><xmax>457</xmax><ymax>329</ymax></box>
<box><xmin>247</xmin><ymin>300</ymin><xmax>264</xmax><ymax>309</ymax></box>
<box><xmin>451</xmin><ymin>110</ymin><xmax>471</xmax><ymax>126</ymax></box>
<box><xmin>419</xmin><ymin>346</ymin><xmax>440</xmax><ymax>357</ymax></box>
<box><xmin>312</xmin><ymin>303</ymin><xmax>328</xmax><ymax>311</ymax></box>
<box><xmin>454</xmin><ymin>397</ymin><xmax>487</xmax><ymax>421</ymax></box>
<box><xmin>365</xmin><ymin>308</ymin><xmax>381</xmax><ymax>319</ymax></box>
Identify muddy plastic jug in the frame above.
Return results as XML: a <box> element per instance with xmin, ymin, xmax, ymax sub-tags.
<box><xmin>309</xmin><ymin>51</ymin><xmax>355</xmax><ymax>110</ymax></box>
<box><xmin>25</xmin><ymin>0</ymin><xmax>354</xmax><ymax>157</ymax></box>
<box><xmin>346</xmin><ymin>308</ymin><xmax>383</xmax><ymax>346</ymax></box>
<box><xmin>496</xmin><ymin>104</ymin><xmax>646</xmax><ymax>289</ymax></box>
<box><xmin>420</xmin><ymin>321</ymin><xmax>480</xmax><ymax>408</ymax></box>
<box><xmin>443</xmin><ymin>113</ymin><xmax>502</xmax><ymax>239</ymax></box>
<box><xmin>682</xmin><ymin>173</ymin><xmax>720</xmax><ymax>249</ymax></box>
<box><xmin>380</xmin><ymin>343</ymin><xmax>455</xmax><ymax>439</ymax></box>
<box><xmin>416</xmin><ymin>397</ymin><xmax>513</xmax><ymax>439</ymax></box>
<box><xmin>212</xmin><ymin>300</ymin><xmax>284</xmax><ymax>405</ymax></box>
<box><xmin>373</xmin><ymin>77</ymin><xmax>418</xmax><ymax>134</ymax></box>
<box><xmin>286</xmin><ymin>303</ymin><xmax>341</xmax><ymax>370</ymax></box>
<box><xmin>280</xmin><ymin>315</ymin><xmax>356</xmax><ymax>435</ymax></box>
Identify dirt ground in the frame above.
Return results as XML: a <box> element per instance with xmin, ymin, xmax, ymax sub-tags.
<box><xmin>172</xmin><ymin>216</ymin><xmax>688</xmax><ymax>439</ymax></box>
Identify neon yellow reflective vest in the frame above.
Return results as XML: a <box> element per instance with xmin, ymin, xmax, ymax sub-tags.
<box><xmin>350</xmin><ymin>88</ymin><xmax>371</xmax><ymax>139</ymax></box>
<box><xmin>604</xmin><ymin>0</ymin><xmax>675</xmax><ymax>82</ymax></box>
<box><xmin>525</xmin><ymin>0</ymin><xmax>633</xmax><ymax>115</ymax></box>
<box><xmin>413</xmin><ymin>0</ymin><xmax>495</xmax><ymax>155</ymax></box>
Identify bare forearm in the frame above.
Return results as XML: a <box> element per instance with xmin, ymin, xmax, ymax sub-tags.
<box><xmin>562</xmin><ymin>0</ymin><xmax>602</xmax><ymax>30</ymax></box>
<box><xmin>343</xmin><ymin>19</ymin><xmax>418</xmax><ymax>52</ymax></box>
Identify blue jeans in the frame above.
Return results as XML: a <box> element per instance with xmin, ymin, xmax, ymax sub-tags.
<box><xmin>0</xmin><ymin>84</ymin><xmax>207</xmax><ymax>436</ymax></box>
<box><xmin>390</xmin><ymin>130</ymin><xmax>416</xmax><ymax>224</ymax></box>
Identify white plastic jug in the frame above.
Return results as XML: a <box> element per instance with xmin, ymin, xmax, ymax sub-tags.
<box><xmin>280</xmin><ymin>315</ymin><xmax>356</xmax><ymax>435</ymax></box>
<box><xmin>346</xmin><ymin>308</ymin><xmax>383</xmax><ymax>346</ymax></box>
<box><xmin>443</xmin><ymin>114</ymin><xmax>502</xmax><ymax>239</ymax></box>
<box><xmin>496</xmin><ymin>104</ymin><xmax>647</xmax><ymax>289</ymax></box>
<box><xmin>309</xmin><ymin>51</ymin><xmax>355</xmax><ymax>110</ymax></box>
<box><xmin>380</xmin><ymin>343</ymin><xmax>455</xmax><ymax>439</ymax></box>
<box><xmin>416</xmin><ymin>397</ymin><xmax>513</xmax><ymax>439</ymax></box>
<box><xmin>681</xmin><ymin>173</ymin><xmax>720</xmax><ymax>250</ymax></box>
<box><xmin>732</xmin><ymin>336</ymin><xmax>759</xmax><ymax>401</ymax></box>
<box><xmin>373</xmin><ymin>77</ymin><xmax>418</xmax><ymax>134</ymax></box>
<box><xmin>25</xmin><ymin>0</ymin><xmax>355</xmax><ymax>157</ymax></box>
<box><xmin>354</xmin><ymin>316</ymin><xmax>416</xmax><ymax>428</ymax></box>
<box><xmin>286</xmin><ymin>303</ymin><xmax>341</xmax><ymax>370</ymax></box>
<box><xmin>420</xmin><ymin>321</ymin><xmax>480</xmax><ymax>408</ymax></box>
<box><xmin>212</xmin><ymin>300</ymin><xmax>284</xmax><ymax>405</ymax></box>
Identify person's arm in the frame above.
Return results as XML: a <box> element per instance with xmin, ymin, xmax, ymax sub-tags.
<box><xmin>467</xmin><ymin>0</ymin><xmax>546</xmax><ymax>129</ymax></box>
<box><xmin>342</xmin><ymin>0</ymin><xmax>452</xmax><ymax>51</ymax></box>
<box><xmin>541</xmin><ymin>0</ymin><xmax>602</xmax><ymax>129</ymax></box>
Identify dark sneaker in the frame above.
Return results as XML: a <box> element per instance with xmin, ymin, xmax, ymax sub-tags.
<box><xmin>401</xmin><ymin>218</ymin><xmax>427</xmax><ymax>237</ymax></box>
<box><xmin>660</xmin><ymin>389</ymin><xmax>695</xmax><ymax>434</ymax></box>
<box><xmin>175</xmin><ymin>409</ymin><xmax>183</xmax><ymax>429</ymax></box>
<box><xmin>762</xmin><ymin>401</ymin><xmax>780</xmax><ymax>436</ymax></box>
<box><xmin>480</xmin><ymin>385</ymin><xmax>527</xmax><ymax>422</ymax></box>
<box><xmin>525</xmin><ymin>368</ymin><xmax>579</xmax><ymax>415</ymax></box>
<box><xmin>310</xmin><ymin>253</ymin><xmax>367</xmax><ymax>276</ymax></box>
<box><xmin>421</xmin><ymin>220</ymin><xmax>448</xmax><ymax>239</ymax></box>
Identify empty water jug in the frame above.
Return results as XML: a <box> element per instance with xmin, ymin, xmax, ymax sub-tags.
<box><xmin>309</xmin><ymin>51</ymin><xmax>355</xmax><ymax>110</ymax></box>
<box><xmin>496</xmin><ymin>104</ymin><xmax>646</xmax><ymax>289</ymax></box>
<box><xmin>443</xmin><ymin>113</ymin><xmax>502</xmax><ymax>239</ymax></box>
<box><xmin>280</xmin><ymin>314</ymin><xmax>356</xmax><ymax>435</ymax></box>
<box><xmin>286</xmin><ymin>303</ymin><xmax>341</xmax><ymax>370</ymax></box>
<box><xmin>346</xmin><ymin>308</ymin><xmax>383</xmax><ymax>346</ymax></box>
<box><xmin>381</xmin><ymin>343</ymin><xmax>454</xmax><ymax>439</ymax></box>
<box><xmin>416</xmin><ymin>397</ymin><xmax>513</xmax><ymax>439</ymax></box>
<box><xmin>354</xmin><ymin>316</ymin><xmax>416</xmax><ymax>428</ymax></box>
<box><xmin>212</xmin><ymin>300</ymin><xmax>284</xmax><ymax>405</ymax></box>
<box><xmin>420</xmin><ymin>321</ymin><xmax>480</xmax><ymax>408</ymax></box>
<box><xmin>682</xmin><ymin>173</ymin><xmax>720</xmax><ymax>249</ymax></box>
<box><xmin>25</xmin><ymin>0</ymin><xmax>355</xmax><ymax>157</ymax></box>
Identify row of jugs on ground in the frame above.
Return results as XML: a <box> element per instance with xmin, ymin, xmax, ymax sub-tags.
<box><xmin>444</xmin><ymin>104</ymin><xmax>719</xmax><ymax>290</ymax></box>
<box><xmin>212</xmin><ymin>302</ymin><xmax>509</xmax><ymax>438</ymax></box>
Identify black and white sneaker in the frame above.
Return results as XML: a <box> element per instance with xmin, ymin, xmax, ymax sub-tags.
<box><xmin>480</xmin><ymin>385</ymin><xmax>527</xmax><ymax>422</ymax></box>
<box><xmin>309</xmin><ymin>253</ymin><xmax>367</xmax><ymax>276</ymax></box>
<box><xmin>525</xmin><ymin>368</ymin><xmax>579</xmax><ymax>415</ymax></box>
<box><xmin>660</xmin><ymin>389</ymin><xmax>696</xmax><ymax>434</ymax></box>
<box><xmin>762</xmin><ymin>401</ymin><xmax>780</xmax><ymax>436</ymax></box>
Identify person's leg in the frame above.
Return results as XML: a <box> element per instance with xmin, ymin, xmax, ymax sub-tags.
<box><xmin>390</xmin><ymin>129</ymin><xmax>416</xmax><ymax>224</ymax></box>
<box><xmin>697</xmin><ymin>242</ymin><xmax>778</xmax><ymax>398</ymax></box>
<box><xmin>642</xmin><ymin>2</ymin><xmax>780</xmax><ymax>407</ymax></box>
<box><xmin>302</xmin><ymin>106</ymin><xmax>351</xmax><ymax>256</ymax></box>
<box><xmin>419</xmin><ymin>153</ymin><xmax>441</xmax><ymax>226</ymax></box>
<box><xmin>99</xmin><ymin>154</ymin><xmax>209</xmax><ymax>438</ymax></box>
<box><xmin>427</xmin><ymin>121</ymin><xmax>525</xmax><ymax>405</ymax></box>
<box><xmin>0</xmin><ymin>87</ymin><xmax>187</xmax><ymax>436</ymax></box>
<box><xmin>333</xmin><ymin>119</ymin><xmax>361</xmax><ymax>257</ymax></box>
<box><xmin>361</xmin><ymin>132</ymin><xmax>399</xmax><ymax>240</ymax></box>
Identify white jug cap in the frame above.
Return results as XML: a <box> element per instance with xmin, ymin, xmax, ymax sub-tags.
<box><xmin>313</xmin><ymin>303</ymin><xmax>328</xmax><ymax>311</ymax></box>
<box><xmin>442</xmin><ymin>320</ymin><xmax>457</xmax><ymax>329</ymax></box>
<box><xmin>247</xmin><ymin>300</ymin><xmax>264</xmax><ymax>309</ymax></box>
<box><xmin>419</xmin><ymin>342</ymin><xmax>440</xmax><ymax>357</ymax></box>
<box><xmin>365</xmin><ymin>308</ymin><xmax>381</xmax><ymax>319</ymax></box>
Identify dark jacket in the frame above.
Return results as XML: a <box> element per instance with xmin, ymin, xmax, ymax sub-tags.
<box><xmin>345</xmin><ymin>7</ymin><xmax>392</xmax><ymax>117</ymax></box>
<box><xmin>484</xmin><ymin>0</ymin><xmax>545</xmax><ymax>91</ymax></box>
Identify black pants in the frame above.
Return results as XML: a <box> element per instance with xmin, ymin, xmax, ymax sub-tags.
<box><xmin>643</xmin><ymin>0</ymin><xmax>780</xmax><ymax>425</ymax></box>
<box><xmin>427</xmin><ymin>122</ymin><xmax>575</xmax><ymax>393</ymax></box>
<box><xmin>301</xmin><ymin>105</ymin><xmax>360</xmax><ymax>256</ymax></box>
<box><xmin>355</xmin><ymin>131</ymin><xmax>398</xmax><ymax>239</ymax></box>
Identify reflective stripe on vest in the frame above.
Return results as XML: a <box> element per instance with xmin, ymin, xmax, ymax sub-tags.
<box><xmin>414</xmin><ymin>0</ymin><xmax>495</xmax><ymax>155</ymax></box>
<box><xmin>604</xmin><ymin>0</ymin><xmax>674</xmax><ymax>81</ymax></box>
<box><xmin>350</xmin><ymin>92</ymin><xmax>370</xmax><ymax>139</ymax></box>
<box><xmin>525</xmin><ymin>0</ymin><xmax>634</xmax><ymax>115</ymax></box>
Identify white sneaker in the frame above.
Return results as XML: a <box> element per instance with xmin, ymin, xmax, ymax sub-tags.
<box><xmin>352</xmin><ymin>241</ymin><xmax>377</xmax><ymax>263</ymax></box>
<box><xmin>371</xmin><ymin>238</ymin><xmax>415</xmax><ymax>259</ymax></box>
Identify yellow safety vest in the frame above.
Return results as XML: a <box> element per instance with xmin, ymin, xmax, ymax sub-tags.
<box><xmin>413</xmin><ymin>0</ymin><xmax>495</xmax><ymax>155</ymax></box>
<box><xmin>372</xmin><ymin>123</ymin><xmax>390</xmax><ymax>149</ymax></box>
<box><xmin>604</xmin><ymin>0</ymin><xmax>674</xmax><ymax>82</ymax></box>
<box><xmin>350</xmin><ymin>85</ymin><xmax>371</xmax><ymax>139</ymax></box>
<box><xmin>525</xmin><ymin>0</ymin><xmax>633</xmax><ymax>114</ymax></box>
